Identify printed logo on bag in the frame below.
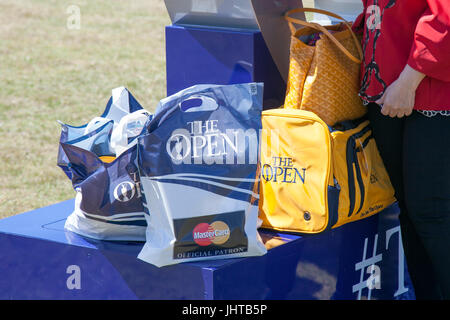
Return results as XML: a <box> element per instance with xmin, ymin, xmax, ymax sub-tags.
<box><xmin>126</xmin><ymin>120</ymin><xmax>145</xmax><ymax>137</ymax></box>
<box><xmin>192</xmin><ymin>221</ymin><xmax>230</xmax><ymax>246</ymax></box>
<box><xmin>166</xmin><ymin>120</ymin><xmax>258</xmax><ymax>165</ymax></box>
<box><xmin>113</xmin><ymin>173</ymin><xmax>142</xmax><ymax>202</ymax></box>
<box><xmin>261</xmin><ymin>156</ymin><xmax>306</xmax><ymax>184</ymax></box>
<box><xmin>113</xmin><ymin>181</ymin><xmax>135</xmax><ymax>202</ymax></box>
<box><xmin>172</xmin><ymin>211</ymin><xmax>248</xmax><ymax>260</ymax></box>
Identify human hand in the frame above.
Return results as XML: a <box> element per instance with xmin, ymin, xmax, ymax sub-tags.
<box><xmin>375</xmin><ymin>65</ymin><xmax>426</xmax><ymax>118</ymax></box>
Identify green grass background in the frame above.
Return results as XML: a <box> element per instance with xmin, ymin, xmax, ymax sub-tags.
<box><xmin>0</xmin><ymin>0</ymin><xmax>315</xmax><ymax>219</ymax></box>
<box><xmin>0</xmin><ymin>0</ymin><xmax>170</xmax><ymax>218</ymax></box>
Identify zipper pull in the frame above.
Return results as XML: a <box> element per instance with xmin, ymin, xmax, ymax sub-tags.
<box><xmin>334</xmin><ymin>177</ymin><xmax>341</xmax><ymax>190</ymax></box>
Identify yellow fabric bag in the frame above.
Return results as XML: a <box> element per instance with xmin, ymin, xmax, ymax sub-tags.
<box><xmin>283</xmin><ymin>8</ymin><xmax>367</xmax><ymax>126</ymax></box>
<box><xmin>258</xmin><ymin>108</ymin><xmax>396</xmax><ymax>234</ymax></box>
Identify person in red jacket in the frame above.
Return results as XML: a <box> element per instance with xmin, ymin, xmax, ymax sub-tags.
<box><xmin>354</xmin><ymin>0</ymin><xmax>450</xmax><ymax>299</ymax></box>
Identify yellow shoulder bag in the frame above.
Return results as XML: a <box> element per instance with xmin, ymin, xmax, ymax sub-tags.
<box><xmin>258</xmin><ymin>108</ymin><xmax>396</xmax><ymax>234</ymax></box>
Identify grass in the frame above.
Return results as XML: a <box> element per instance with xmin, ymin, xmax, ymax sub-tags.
<box><xmin>0</xmin><ymin>0</ymin><xmax>170</xmax><ymax>218</ymax></box>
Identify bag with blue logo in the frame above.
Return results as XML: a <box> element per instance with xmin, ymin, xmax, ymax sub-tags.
<box><xmin>137</xmin><ymin>83</ymin><xmax>267</xmax><ymax>267</ymax></box>
<box><xmin>59</xmin><ymin>87</ymin><xmax>151</xmax><ymax>241</ymax></box>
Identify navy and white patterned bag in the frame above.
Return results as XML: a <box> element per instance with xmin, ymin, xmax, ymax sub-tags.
<box><xmin>57</xmin><ymin>87</ymin><xmax>144</xmax><ymax>179</ymax></box>
<box><xmin>137</xmin><ymin>83</ymin><xmax>267</xmax><ymax>267</ymax></box>
<box><xmin>59</xmin><ymin>87</ymin><xmax>151</xmax><ymax>241</ymax></box>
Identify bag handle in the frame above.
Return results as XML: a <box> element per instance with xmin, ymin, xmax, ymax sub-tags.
<box><xmin>110</xmin><ymin>109</ymin><xmax>151</xmax><ymax>157</ymax></box>
<box><xmin>84</xmin><ymin>116</ymin><xmax>112</xmax><ymax>135</ymax></box>
<box><xmin>179</xmin><ymin>95</ymin><xmax>219</xmax><ymax>112</ymax></box>
<box><xmin>285</xmin><ymin>8</ymin><xmax>363</xmax><ymax>64</ymax></box>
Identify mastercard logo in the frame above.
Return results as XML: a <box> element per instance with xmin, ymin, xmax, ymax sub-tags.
<box><xmin>192</xmin><ymin>221</ymin><xmax>230</xmax><ymax>246</ymax></box>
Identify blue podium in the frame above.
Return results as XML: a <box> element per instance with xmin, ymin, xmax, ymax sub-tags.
<box><xmin>0</xmin><ymin>199</ymin><xmax>414</xmax><ymax>299</ymax></box>
<box><xmin>165</xmin><ymin>25</ymin><xmax>286</xmax><ymax>110</ymax></box>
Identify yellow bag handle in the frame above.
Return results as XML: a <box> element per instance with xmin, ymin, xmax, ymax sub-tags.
<box><xmin>285</xmin><ymin>8</ymin><xmax>363</xmax><ymax>64</ymax></box>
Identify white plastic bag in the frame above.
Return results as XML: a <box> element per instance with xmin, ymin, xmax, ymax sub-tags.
<box><xmin>137</xmin><ymin>83</ymin><xmax>267</xmax><ymax>267</ymax></box>
<box><xmin>111</xmin><ymin>109</ymin><xmax>152</xmax><ymax>157</ymax></box>
<box><xmin>60</xmin><ymin>87</ymin><xmax>151</xmax><ymax>241</ymax></box>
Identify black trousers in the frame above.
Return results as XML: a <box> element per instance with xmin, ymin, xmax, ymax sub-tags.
<box><xmin>367</xmin><ymin>103</ymin><xmax>450</xmax><ymax>300</ymax></box>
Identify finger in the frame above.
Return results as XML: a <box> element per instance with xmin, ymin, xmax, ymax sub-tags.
<box><xmin>404</xmin><ymin>108</ymin><xmax>414</xmax><ymax>117</ymax></box>
<box><xmin>380</xmin><ymin>104</ymin><xmax>390</xmax><ymax>116</ymax></box>
<box><xmin>396</xmin><ymin>106</ymin><xmax>413</xmax><ymax>118</ymax></box>
<box><xmin>385</xmin><ymin>106</ymin><xmax>399</xmax><ymax>118</ymax></box>
<box><xmin>392</xmin><ymin>107</ymin><xmax>405</xmax><ymax>118</ymax></box>
<box><xmin>390</xmin><ymin>108</ymin><xmax>402</xmax><ymax>118</ymax></box>
<box><xmin>389</xmin><ymin>111</ymin><xmax>398</xmax><ymax>118</ymax></box>
<box><xmin>396</xmin><ymin>112</ymin><xmax>405</xmax><ymax>118</ymax></box>
<box><xmin>375</xmin><ymin>95</ymin><xmax>385</xmax><ymax>106</ymax></box>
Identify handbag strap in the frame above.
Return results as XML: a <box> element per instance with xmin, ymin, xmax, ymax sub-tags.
<box><xmin>285</xmin><ymin>8</ymin><xmax>363</xmax><ymax>64</ymax></box>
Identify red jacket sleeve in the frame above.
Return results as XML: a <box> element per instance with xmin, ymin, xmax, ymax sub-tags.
<box><xmin>352</xmin><ymin>11</ymin><xmax>365</xmax><ymax>35</ymax></box>
<box><xmin>408</xmin><ymin>0</ymin><xmax>450</xmax><ymax>82</ymax></box>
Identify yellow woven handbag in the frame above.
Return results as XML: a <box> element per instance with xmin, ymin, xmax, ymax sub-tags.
<box><xmin>283</xmin><ymin>8</ymin><xmax>367</xmax><ymax>126</ymax></box>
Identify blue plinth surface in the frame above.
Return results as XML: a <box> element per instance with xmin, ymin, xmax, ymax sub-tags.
<box><xmin>0</xmin><ymin>200</ymin><xmax>415</xmax><ymax>300</ymax></box>
<box><xmin>165</xmin><ymin>25</ymin><xmax>286</xmax><ymax>109</ymax></box>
